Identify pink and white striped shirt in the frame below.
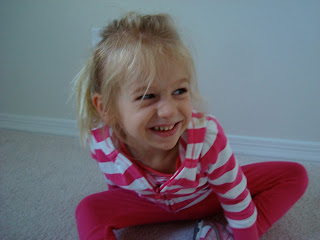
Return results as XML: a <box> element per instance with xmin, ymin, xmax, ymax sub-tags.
<box><xmin>90</xmin><ymin>112</ymin><xmax>257</xmax><ymax>232</ymax></box>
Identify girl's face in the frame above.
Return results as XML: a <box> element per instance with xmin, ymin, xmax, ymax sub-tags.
<box><xmin>117</xmin><ymin>60</ymin><xmax>192</xmax><ymax>156</ymax></box>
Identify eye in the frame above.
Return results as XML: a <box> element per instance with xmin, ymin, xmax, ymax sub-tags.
<box><xmin>136</xmin><ymin>93</ymin><xmax>155</xmax><ymax>101</ymax></box>
<box><xmin>173</xmin><ymin>88</ymin><xmax>187</xmax><ymax>95</ymax></box>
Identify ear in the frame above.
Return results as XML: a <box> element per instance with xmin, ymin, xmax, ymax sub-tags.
<box><xmin>92</xmin><ymin>93</ymin><xmax>109</xmax><ymax>123</ymax></box>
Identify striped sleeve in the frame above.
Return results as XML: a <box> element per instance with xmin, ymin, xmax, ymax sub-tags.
<box><xmin>90</xmin><ymin>126</ymin><xmax>152</xmax><ymax>192</ymax></box>
<box><xmin>201</xmin><ymin>117</ymin><xmax>258</xmax><ymax>237</ymax></box>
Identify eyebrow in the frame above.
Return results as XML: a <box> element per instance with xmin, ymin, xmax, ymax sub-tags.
<box><xmin>130</xmin><ymin>85</ymin><xmax>150</xmax><ymax>96</ymax></box>
<box><xmin>175</xmin><ymin>78</ymin><xmax>189</xmax><ymax>85</ymax></box>
<box><xmin>130</xmin><ymin>78</ymin><xmax>189</xmax><ymax>96</ymax></box>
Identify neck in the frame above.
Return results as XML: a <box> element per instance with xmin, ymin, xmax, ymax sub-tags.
<box><xmin>125</xmin><ymin>143</ymin><xmax>179</xmax><ymax>174</ymax></box>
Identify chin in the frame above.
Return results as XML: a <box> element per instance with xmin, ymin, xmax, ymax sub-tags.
<box><xmin>157</xmin><ymin>140</ymin><xmax>179</xmax><ymax>151</ymax></box>
<box><xmin>161</xmin><ymin>145</ymin><xmax>176</xmax><ymax>151</ymax></box>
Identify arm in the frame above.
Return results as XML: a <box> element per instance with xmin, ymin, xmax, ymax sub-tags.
<box><xmin>203</xmin><ymin>118</ymin><xmax>259</xmax><ymax>240</ymax></box>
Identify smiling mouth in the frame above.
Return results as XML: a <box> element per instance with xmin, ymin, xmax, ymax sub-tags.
<box><xmin>152</xmin><ymin>123</ymin><xmax>176</xmax><ymax>132</ymax></box>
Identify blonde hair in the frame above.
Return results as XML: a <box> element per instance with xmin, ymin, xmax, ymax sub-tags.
<box><xmin>73</xmin><ymin>12</ymin><xmax>201</xmax><ymax>145</ymax></box>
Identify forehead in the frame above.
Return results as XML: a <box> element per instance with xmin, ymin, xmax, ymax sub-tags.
<box><xmin>157</xmin><ymin>57</ymin><xmax>189</xmax><ymax>79</ymax></box>
<box><xmin>127</xmin><ymin>58</ymin><xmax>189</xmax><ymax>92</ymax></box>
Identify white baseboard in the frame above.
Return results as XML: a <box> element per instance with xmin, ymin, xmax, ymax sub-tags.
<box><xmin>1</xmin><ymin>113</ymin><xmax>319</xmax><ymax>162</ymax></box>
<box><xmin>0</xmin><ymin>113</ymin><xmax>78</xmax><ymax>137</ymax></box>
<box><xmin>228</xmin><ymin>135</ymin><xmax>320</xmax><ymax>163</ymax></box>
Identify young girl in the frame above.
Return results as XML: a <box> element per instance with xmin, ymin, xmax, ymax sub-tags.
<box><xmin>74</xmin><ymin>12</ymin><xmax>308</xmax><ymax>240</ymax></box>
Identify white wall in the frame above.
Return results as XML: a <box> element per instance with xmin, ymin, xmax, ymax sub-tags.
<box><xmin>1</xmin><ymin>0</ymin><xmax>319</xmax><ymax>142</ymax></box>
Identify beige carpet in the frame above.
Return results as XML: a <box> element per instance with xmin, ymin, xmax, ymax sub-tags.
<box><xmin>0</xmin><ymin>129</ymin><xmax>319</xmax><ymax>240</ymax></box>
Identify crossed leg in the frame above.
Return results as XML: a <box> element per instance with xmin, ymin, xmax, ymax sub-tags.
<box><xmin>75</xmin><ymin>161</ymin><xmax>308</xmax><ymax>240</ymax></box>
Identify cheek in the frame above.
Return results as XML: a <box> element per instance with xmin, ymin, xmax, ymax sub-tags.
<box><xmin>183</xmin><ymin>101</ymin><xmax>193</xmax><ymax>123</ymax></box>
<box><xmin>125</xmin><ymin>110</ymin><xmax>151</xmax><ymax>131</ymax></box>
<box><xmin>182</xmin><ymin>99</ymin><xmax>193</xmax><ymax>114</ymax></box>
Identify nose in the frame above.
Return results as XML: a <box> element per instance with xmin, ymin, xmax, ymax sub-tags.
<box><xmin>157</xmin><ymin>97</ymin><xmax>176</xmax><ymax>118</ymax></box>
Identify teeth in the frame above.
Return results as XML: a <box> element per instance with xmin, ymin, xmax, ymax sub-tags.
<box><xmin>153</xmin><ymin>124</ymin><xmax>175</xmax><ymax>131</ymax></box>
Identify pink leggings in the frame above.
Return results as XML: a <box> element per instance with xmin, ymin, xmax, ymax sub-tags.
<box><xmin>75</xmin><ymin>162</ymin><xmax>308</xmax><ymax>240</ymax></box>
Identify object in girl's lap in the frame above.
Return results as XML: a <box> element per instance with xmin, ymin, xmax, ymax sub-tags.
<box><xmin>193</xmin><ymin>220</ymin><xmax>234</xmax><ymax>240</ymax></box>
